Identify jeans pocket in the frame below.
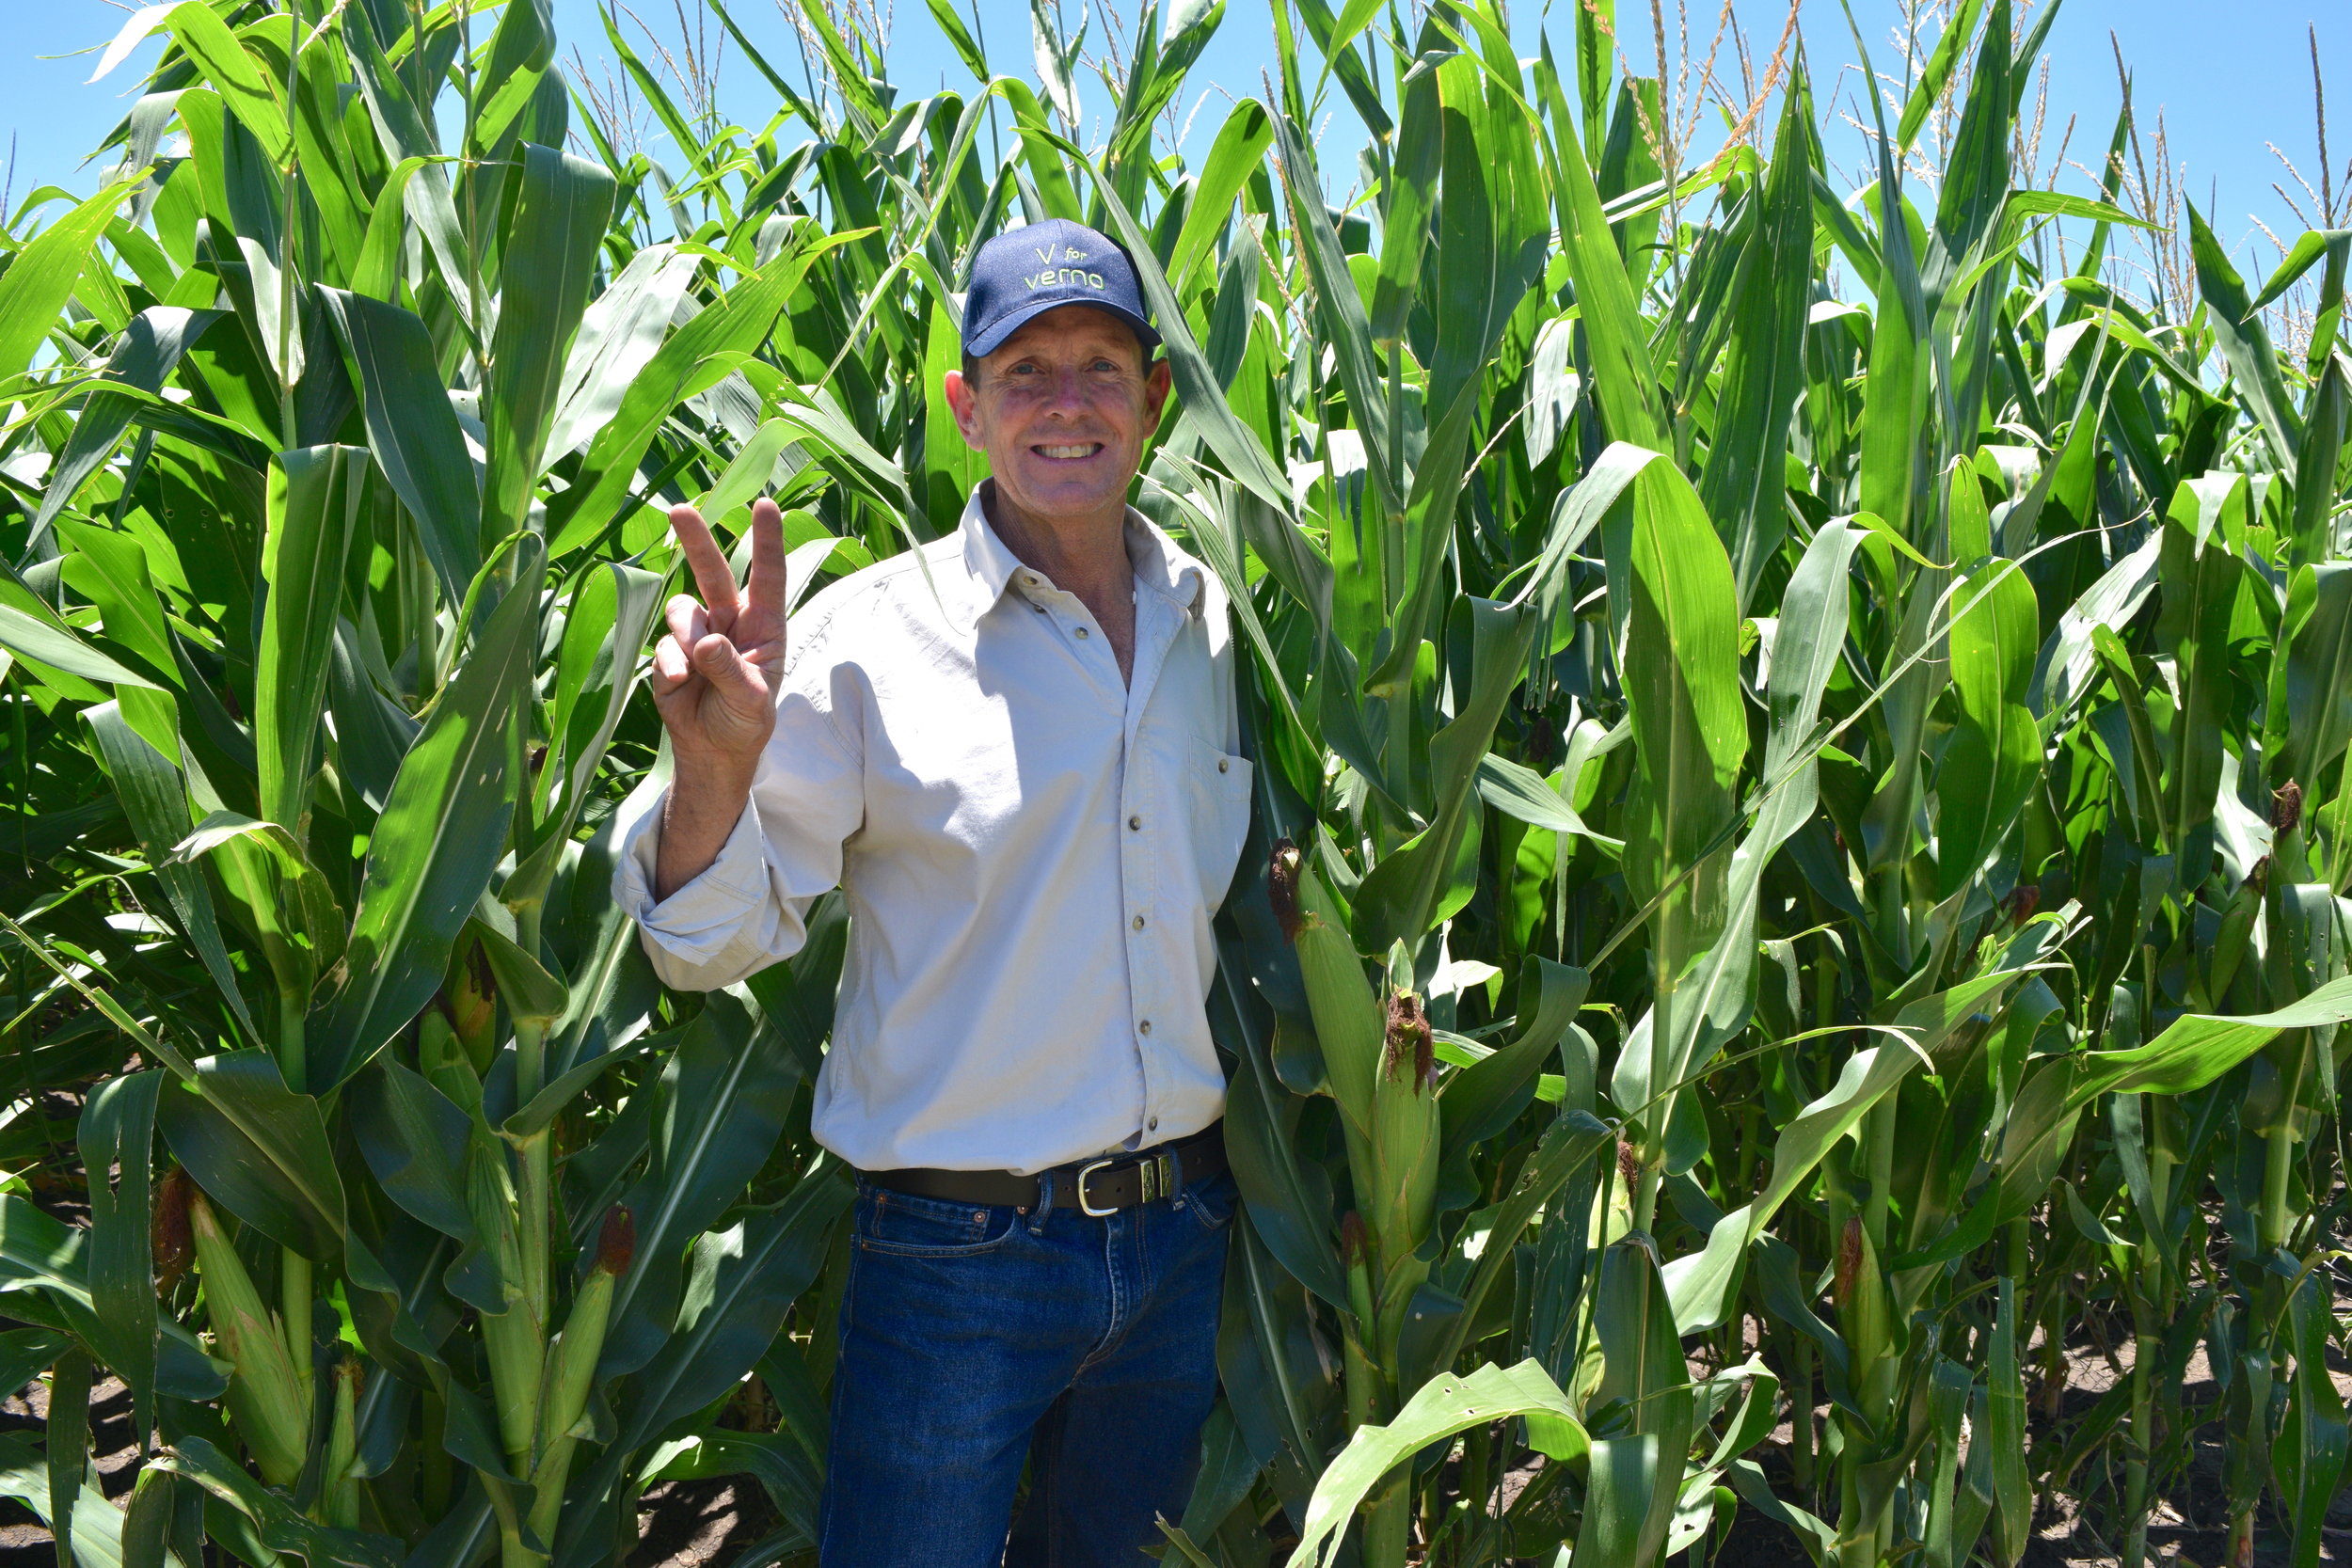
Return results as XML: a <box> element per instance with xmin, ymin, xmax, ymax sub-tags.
<box><xmin>854</xmin><ymin>1188</ymin><xmax>1020</xmax><ymax>1258</ymax></box>
<box><xmin>1184</xmin><ymin>1168</ymin><xmax>1240</xmax><ymax>1233</ymax></box>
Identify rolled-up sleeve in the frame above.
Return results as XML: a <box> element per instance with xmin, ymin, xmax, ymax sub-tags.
<box><xmin>612</xmin><ymin>657</ymin><xmax>866</xmax><ymax>990</ymax></box>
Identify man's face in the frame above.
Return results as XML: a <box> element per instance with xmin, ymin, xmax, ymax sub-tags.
<box><xmin>945</xmin><ymin>305</ymin><xmax>1171</xmax><ymax>526</ymax></box>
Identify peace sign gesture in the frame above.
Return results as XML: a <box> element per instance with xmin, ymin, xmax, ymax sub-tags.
<box><xmin>651</xmin><ymin>497</ymin><xmax>787</xmax><ymax>769</ymax></box>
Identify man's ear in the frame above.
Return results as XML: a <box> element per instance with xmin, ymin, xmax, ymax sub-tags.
<box><xmin>944</xmin><ymin>367</ymin><xmax>985</xmax><ymax>451</ymax></box>
<box><xmin>1142</xmin><ymin>357</ymin><xmax>1173</xmax><ymax>425</ymax></box>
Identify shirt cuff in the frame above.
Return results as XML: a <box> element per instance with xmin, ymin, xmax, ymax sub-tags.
<box><xmin>612</xmin><ymin>788</ymin><xmax>771</xmax><ymax>963</ymax></box>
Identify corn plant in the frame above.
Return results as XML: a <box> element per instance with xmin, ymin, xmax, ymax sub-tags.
<box><xmin>0</xmin><ymin>0</ymin><xmax>2346</xmax><ymax>1566</ymax></box>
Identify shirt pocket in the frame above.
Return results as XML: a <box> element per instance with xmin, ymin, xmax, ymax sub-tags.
<box><xmin>1186</xmin><ymin>742</ymin><xmax>1255</xmax><ymax>912</ymax></box>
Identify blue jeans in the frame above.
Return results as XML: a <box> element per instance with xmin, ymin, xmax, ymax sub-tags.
<box><xmin>816</xmin><ymin>1165</ymin><xmax>1237</xmax><ymax>1566</ymax></box>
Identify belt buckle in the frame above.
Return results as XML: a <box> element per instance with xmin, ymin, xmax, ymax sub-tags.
<box><xmin>1074</xmin><ymin>1157</ymin><xmax>1120</xmax><ymax>1216</ymax></box>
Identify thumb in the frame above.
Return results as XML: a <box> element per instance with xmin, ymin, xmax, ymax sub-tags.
<box><xmin>691</xmin><ymin>633</ymin><xmax>771</xmax><ymax>710</ymax></box>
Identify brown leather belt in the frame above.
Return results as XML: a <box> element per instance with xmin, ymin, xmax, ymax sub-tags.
<box><xmin>863</xmin><ymin>1123</ymin><xmax>1227</xmax><ymax>1214</ymax></box>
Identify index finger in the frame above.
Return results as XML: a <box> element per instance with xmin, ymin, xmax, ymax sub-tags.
<box><xmin>669</xmin><ymin>505</ymin><xmax>740</xmax><ymax>619</ymax></box>
<box><xmin>742</xmin><ymin>498</ymin><xmax>787</xmax><ymax>620</ymax></box>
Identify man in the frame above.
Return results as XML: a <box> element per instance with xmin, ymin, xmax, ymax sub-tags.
<box><xmin>615</xmin><ymin>217</ymin><xmax>1253</xmax><ymax>1565</ymax></box>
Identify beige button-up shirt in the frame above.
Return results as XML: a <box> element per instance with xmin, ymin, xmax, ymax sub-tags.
<box><xmin>613</xmin><ymin>491</ymin><xmax>1253</xmax><ymax>1175</ymax></box>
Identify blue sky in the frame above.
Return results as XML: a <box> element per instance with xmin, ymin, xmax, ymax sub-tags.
<box><xmin>4</xmin><ymin>0</ymin><xmax>2346</xmax><ymax>291</ymax></box>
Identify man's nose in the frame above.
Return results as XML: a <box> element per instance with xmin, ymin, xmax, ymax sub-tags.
<box><xmin>1043</xmin><ymin>365</ymin><xmax>1088</xmax><ymax>414</ymax></box>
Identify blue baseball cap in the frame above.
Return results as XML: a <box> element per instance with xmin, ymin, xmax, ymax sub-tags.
<box><xmin>961</xmin><ymin>217</ymin><xmax>1161</xmax><ymax>358</ymax></box>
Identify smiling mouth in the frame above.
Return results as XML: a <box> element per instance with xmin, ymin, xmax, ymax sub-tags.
<box><xmin>1035</xmin><ymin>443</ymin><xmax>1103</xmax><ymax>460</ymax></box>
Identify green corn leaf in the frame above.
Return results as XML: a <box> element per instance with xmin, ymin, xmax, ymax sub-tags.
<box><xmin>0</xmin><ymin>601</ymin><xmax>161</xmax><ymax>693</ymax></box>
<box><xmin>0</xmin><ymin>1189</ymin><xmax>220</xmax><ymax>1403</ymax></box>
<box><xmin>2278</xmin><ymin>562</ymin><xmax>2352</xmax><ymax>790</ymax></box>
<box><xmin>1166</xmin><ymin>102</ymin><xmax>1272</xmax><ymax>293</ymax></box>
<box><xmin>1935</xmin><ymin>552</ymin><xmax>2041</xmax><ymax>897</ymax></box>
<box><xmin>348</xmin><ymin>1060</ymin><xmax>478</xmax><ymax>1247</ymax></box>
<box><xmin>173</xmin><ymin>811</ymin><xmax>347</xmax><ymax>1000</ymax></box>
<box><xmin>160</xmin><ymin>4</ymin><xmax>289</xmax><ymax>160</ymax></box>
<box><xmin>557</xmin><ymin>1164</ymin><xmax>852</xmax><ymax>1565</ymax></box>
<box><xmin>1285</xmin><ymin>1360</ymin><xmax>1587</xmax><ymax>1567</ymax></box>
<box><xmin>1572</xmin><ymin>1435</ymin><xmax>1666</xmax><ymax>1568</ymax></box>
<box><xmin>154</xmin><ymin>1050</ymin><xmax>345</xmax><ymax>1259</ymax></box>
<box><xmin>119</xmin><ymin>1468</ymin><xmax>177</xmax><ymax>1568</ymax></box>
<box><xmin>1366</xmin><ymin>49</ymin><xmax>1549</xmax><ymax>694</ymax></box>
<box><xmin>1615</xmin><ymin>517</ymin><xmax>1858</xmax><ymax>1136</ymax></box>
<box><xmin>1473</xmin><ymin>752</ymin><xmax>1622</xmax><ymax>848</ymax></box>
<box><xmin>1895</xmin><ymin>0</ymin><xmax>1989</xmax><ymax>151</ymax></box>
<box><xmin>1547</xmin><ymin>87</ymin><xmax>1666</xmax><ymax>450</ymax></box>
<box><xmin>0</xmin><ymin>180</ymin><xmax>135</xmax><ymax>388</ymax></box>
<box><xmin>1439</xmin><ymin>959</ymin><xmax>1587</xmax><ymax>1151</ymax></box>
<box><xmin>2288</xmin><ymin>355</ymin><xmax>2348</xmax><ymax>568</ymax></box>
<box><xmin>1609</xmin><ymin>452</ymin><xmax>1744</xmax><ymax>1151</ymax></box>
<box><xmin>1267</xmin><ymin>110</ymin><xmax>1396</xmax><ymax>518</ymax></box>
<box><xmin>307</xmin><ymin>539</ymin><xmax>546</xmax><ymax>1089</ymax></box>
<box><xmin>28</xmin><ymin>307</ymin><xmax>221</xmax><ymax>551</ymax></box>
<box><xmin>1366</xmin><ymin>60</ymin><xmax>1441</xmax><ymax>348</ymax></box>
<box><xmin>500</xmin><ymin>1034</ymin><xmax>658</xmax><ymax>1143</ymax></box>
<box><xmin>1432</xmin><ymin>1111</ymin><xmax>1615</xmax><ymax>1371</ymax></box>
<box><xmin>1996</xmin><ymin>973</ymin><xmax>2352</xmax><ymax>1199</ymax></box>
<box><xmin>2155</xmin><ymin>475</ymin><xmax>2252</xmax><ymax>886</ymax></box>
<box><xmin>1666</xmin><ymin>974</ymin><xmax>2023</xmax><ymax>1331</ymax></box>
<box><xmin>597</xmin><ymin>992</ymin><xmax>813</xmax><ymax>1380</ymax></box>
<box><xmin>55</xmin><ymin>518</ymin><xmax>179</xmax><ymax>688</ymax></box>
<box><xmin>75</xmin><ymin>1071</ymin><xmax>162</xmax><ymax>1436</ymax></box>
<box><xmin>318</xmin><ymin>289</ymin><xmax>484</xmax><ymax>605</ymax></box>
<box><xmin>544</xmin><ymin>244</ymin><xmax>703</xmax><ymax>467</ymax></box>
<box><xmin>154</xmin><ymin>1435</ymin><xmax>400</xmax><ymax>1568</ymax></box>
<box><xmin>46</xmin><ymin>1346</ymin><xmax>91</xmax><ymax>1568</ymax></box>
<box><xmin>2277</xmin><ymin>1272</ymin><xmax>2351</xmax><ymax>1568</ymax></box>
<box><xmin>481</xmin><ymin>144</ymin><xmax>615</xmax><ymax>542</ymax></box>
<box><xmin>256</xmin><ymin>446</ymin><xmax>361</xmax><ymax>833</ymax></box>
<box><xmin>921</xmin><ymin>0</ymin><xmax>989</xmax><ymax>81</ymax></box>
<box><xmin>1592</xmin><ymin>1234</ymin><xmax>1697</xmax><ymax>1566</ymax></box>
<box><xmin>1987</xmin><ymin>1278</ymin><xmax>2030</xmax><ymax>1566</ymax></box>
<box><xmin>549</xmin><ymin>232</ymin><xmax>860</xmax><ymax>555</ymax></box>
<box><xmin>1700</xmin><ymin>70</ymin><xmax>1815</xmax><ymax>605</ymax></box>
<box><xmin>1214</xmin><ymin>944</ymin><xmax>1348</xmax><ymax>1308</ymax></box>
<box><xmin>921</xmin><ymin>302</ymin><xmax>988</xmax><ymax>532</ymax></box>
<box><xmin>2189</xmin><ymin>202</ymin><xmax>2304</xmax><ymax>468</ymax></box>
<box><xmin>470</xmin><ymin>919</ymin><xmax>568</xmax><ymax>1027</ymax></box>
<box><xmin>84</xmin><ymin>701</ymin><xmax>257</xmax><ymax>1040</ymax></box>
<box><xmin>1352</xmin><ymin>597</ymin><xmax>1538</xmax><ymax>953</ymax></box>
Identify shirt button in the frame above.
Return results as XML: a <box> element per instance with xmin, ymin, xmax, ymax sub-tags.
<box><xmin>1128</xmin><ymin>815</ymin><xmax>1142</xmax><ymax>831</ymax></box>
<box><xmin>1216</xmin><ymin>757</ymin><xmax>1229</xmax><ymax>772</ymax></box>
<box><xmin>1076</xmin><ymin>626</ymin><xmax>1090</xmax><ymax>639</ymax></box>
<box><xmin>1148</xmin><ymin>1117</ymin><xmax>1159</xmax><ymax>1132</ymax></box>
<box><xmin>1132</xmin><ymin>914</ymin><xmax>1146</xmax><ymax>930</ymax></box>
<box><xmin>1138</xmin><ymin>1020</ymin><xmax>1152</xmax><ymax>1036</ymax></box>
<box><xmin>1032</xmin><ymin>602</ymin><xmax>1046</xmax><ymax>613</ymax></box>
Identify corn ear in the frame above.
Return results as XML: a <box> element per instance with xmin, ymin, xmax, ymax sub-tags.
<box><xmin>187</xmin><ymin>1190</ymin><xmax>309</xmax><ymax>1487</ymax></box>
<box><xmin>321</xmin><ymin>1357</ymin><xmax>360</xmax><ymax>1528</ymax></box>
<box><xmin>526</xmin><ymin>1207</ymin><xmax>634</xmax><ymax>1552</ymax></box>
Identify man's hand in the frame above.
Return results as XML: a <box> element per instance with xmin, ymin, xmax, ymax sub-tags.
<box><xmin>650</xmin><ymin>499</ymin><xmax>786</xmax><ymax>899</ymax></box>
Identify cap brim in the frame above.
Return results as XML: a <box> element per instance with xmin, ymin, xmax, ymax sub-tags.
<box><xmin>964</xmin><ymin>295</ymin><xmax>1162</xmax><ymax>358</ymax></box>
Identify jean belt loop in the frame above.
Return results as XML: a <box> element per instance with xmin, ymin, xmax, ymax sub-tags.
<box><xmin>1027</xmin><ymin>1170</ymin><xmax>1055</xmax><ymax>1233</ymax></box>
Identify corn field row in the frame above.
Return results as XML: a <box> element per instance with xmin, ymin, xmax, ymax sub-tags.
<box><xmin>0</xmin><ymin>0</ymin><xmax>2341</xmax><ymax>1564</ymax></box>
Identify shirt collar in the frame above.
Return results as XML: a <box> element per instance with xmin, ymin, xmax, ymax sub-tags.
<box><xmin>951</xmin><ymin>485</ymin><xmax>1207</xmax><ymax>625</ymax></box>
